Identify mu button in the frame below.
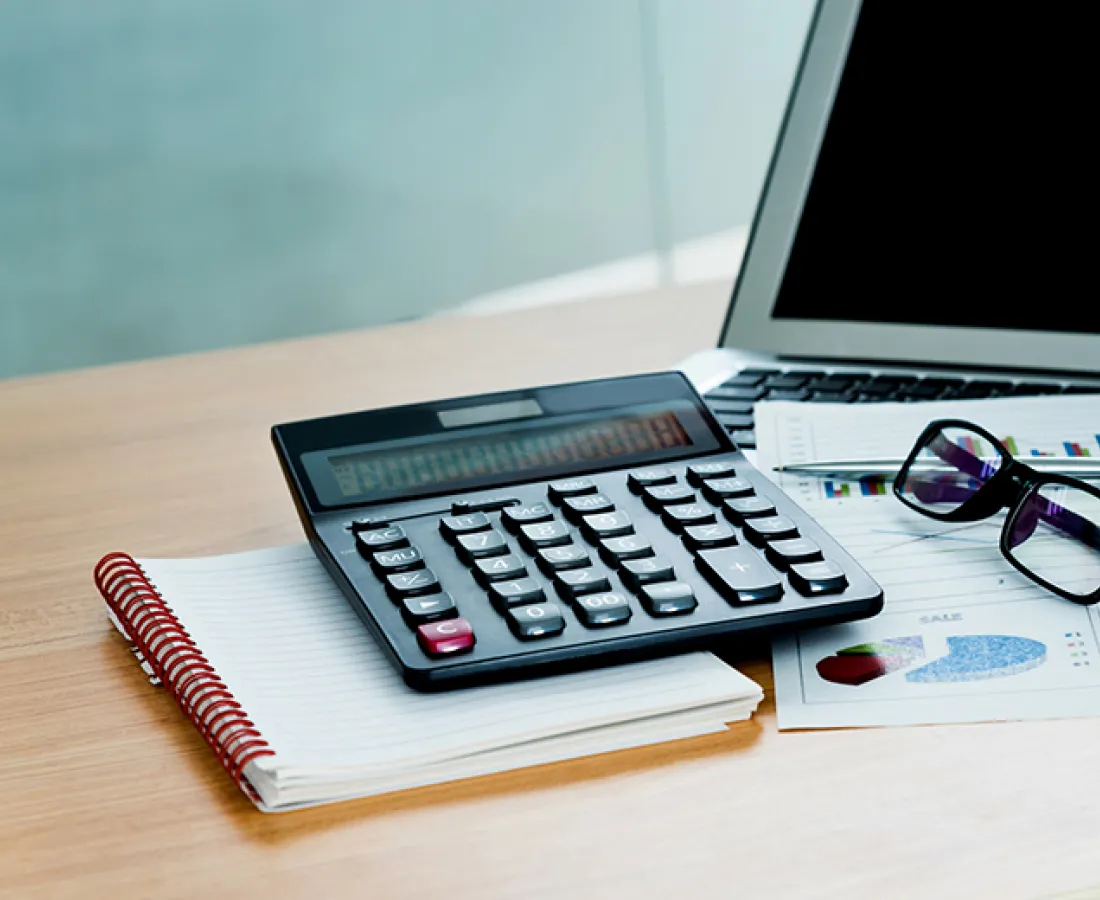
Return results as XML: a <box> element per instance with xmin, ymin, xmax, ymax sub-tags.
<box><xmin>417</xmin><ymin>618</ymin><xmax>475</xmax><ymax>658</ymax></box>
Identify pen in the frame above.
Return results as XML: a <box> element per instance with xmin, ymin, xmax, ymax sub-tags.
<box><xmin>772</xmin><ymin>456</ymin><xmax>1100</xmax><ymax>477</ymax></box>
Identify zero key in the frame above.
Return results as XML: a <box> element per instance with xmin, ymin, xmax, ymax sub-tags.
<box><xmin>696</xmin><ymin>546</ymin><xmax>784</xmax><ymax>604</ymax></box>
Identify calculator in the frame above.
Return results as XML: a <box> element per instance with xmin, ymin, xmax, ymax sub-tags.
<box><xmin>272</xmin><ymin>373</ymin><xmax>883</xmax><ymax>690</ymax></box>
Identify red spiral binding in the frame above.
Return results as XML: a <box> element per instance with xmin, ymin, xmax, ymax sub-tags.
<box><xmin>94</xmin><ymin>552</ymin><xmax>276</xmax><ymax>799</ymax></box>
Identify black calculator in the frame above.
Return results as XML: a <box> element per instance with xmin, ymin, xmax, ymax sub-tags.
<box><xmin>272</xmin><ymin>372</ymin><xmax>883</xmax><ymax>690</ymax></box>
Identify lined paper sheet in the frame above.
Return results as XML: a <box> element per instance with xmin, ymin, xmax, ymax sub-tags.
<box><xmin>135</xmin><ymin>545</ymin><xmax>760</xmax><ymax>808</ymax></box>
<box><xmin>754</xmin><ymin>395</ymin><xmax>1100</xmax><ymax>729</ymax></box>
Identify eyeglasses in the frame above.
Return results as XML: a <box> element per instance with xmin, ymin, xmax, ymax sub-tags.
<box><xmin>893</xmin><ymin>418</ymin><xmax>1100</xmax><ymax>605</ymax></box>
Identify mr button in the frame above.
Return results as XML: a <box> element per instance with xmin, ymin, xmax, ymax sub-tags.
<box><xmin>696</xmin><ymin>546</ymin><xmax>783</xmax><ymax>604</ymax></box>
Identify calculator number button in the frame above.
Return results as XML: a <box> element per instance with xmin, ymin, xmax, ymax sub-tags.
<box><xmin>401</xmin><ymin>592</ymin><xmax>458</xmax><ymax>626</ymax></box>
<box><xmin>501</xmin><ymin>502</ymin><xmax>554</xmax><ymax>532</ymax></box>
<box><xmin>599</xmin><ymin>534</ymin><xmax>655</xmax><ymax>566</ymax></box>
<box><xmin>417</xmin><ymin>618</ymin><xmax>475</xmax><ymax>657</ymax></box>
<box><xmin>386</xmin><ymin>569</ymin><xmax>442</xmax><ymax>600</ymax></box>
<box><xmin>439</xmin><ymin>512</ymin><xmax>492</xmax><ymax>543</ymax></box>
<box><xmin>581</xmin><ymin>511</ymin><xmax>634</xmax><ymax>541</ymax></box>
<box><xmin>620</xmin><ymin>556</ymin><xmax>676</xmax><ymax>591</ymax></box>
<box><xmin>765</xmin><ymin>538</ymin><xmax>823</xmax><ymax>570</ymax></box>
<box><xmin>790</xmin><ymin>561</ymin><xmax>849</xmax><ymax>596</ymax></box>
<box><xmin>724</xmin><ymin>496</ymin><xmax>778</xmax><ymax>523</ymax></box>
<box><xmin>687</xmin><ymin>460</ymin><xmax>738</xmax><ymax>485</ymax></box>
<box><xmin>371</xmin><ymin>546</ymin><xmax>425</xmax><ymax>575</ymax></box>
<box><xmin>683</xmin><ymin>522</ymin><xmax>739</xmax><ymax>552</ymax></box>
<box><xmin>473</xmin><ymin>554</ymin><xmax>528</xmax><ymax>586</ymax></box>
<box><xmin>643</xmin><ymin>484</ymin><xmax>696</xmax><ymax>510</ymax></box>
<box><xmin>488</xmin><ymin>578</ymin><xmax>546</xmax><ymax>611</ymax></box>
<box><xmin>563</xmin><ymin>493</ymin><xmax>615</xmax><ymax>522</ymax></box>
<box><xmin>455</xmin><ymin>529</ymin><xmax>509</xmax><ymax>562</ymax></box>
<box><xmin>554</xmin><ymin>567</ymin><xmax>612</xmax><ymax>600</ymax></box>
<box><xmin>627</xmin><ymin>467</ymin><xmax>677</xmax><ymax>492</ymax></box>
<box><xmin>548</xmin><ymin>478</ymin><xmax>598</xmax><ymax>505</ymax></box>
<box><xmin>537</xmin><ymin>545</ymin><xmax>592</xmax><ymax>573</ymax></box>
<box><xmin>661</xmin><ymin>503</ymin><xmax>717</xmax><ymax>532</ymax></box>
<box><xmin>743</xmin><ymin>515</ymin><xmax>800</xmax><ymax>547</ymax></box>
<box><xmin>506</xmin><ymin>603</ymin><xmax>566</xmax><ymax>640</ymax></box>
<box><xmin>519</xmin><ymin>520</ymin><xmax>573</xmax><ymax>551</ymax></box>
<box><xmin>355</xmin><ymin>525</ymin><xmax>408</xmax><ymax>557</ymax></box>
<box><xmin>574</xmin><ymin>592</ymin><xmax>632</xmax><ymax>628</ymax></box>
<box><xmin>696</xmin><ymin>547</ymin><xmax>783</xmax><ymax>604</ymax></box>
<box><xmin>702</xmin><ymin>477</ymin><xmax>755</xmax><ymax>502</ymax></box>
<box><xmin>640</xmin><ymin>582</ymin><xmax>698</xmax><ymax>617</ymax></box>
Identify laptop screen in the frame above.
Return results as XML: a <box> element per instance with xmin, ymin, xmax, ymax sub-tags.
<box><xmin>769</xmin><ymin>3</ymin><xmax>1098</xmax><ymax>336</ymax></box>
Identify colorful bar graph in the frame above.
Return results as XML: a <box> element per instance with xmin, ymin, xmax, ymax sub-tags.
<box><xmin>1003</xmin><ymin>436</ymin><xmax>1019</xmax><ymax>455</ymax></box>
<box><xmin>824</xmin><ymin>481</ymin><xmax>850</xmax><ymax>499</ymax></box>
<box><xmin>957</xmin><ymin>435</ymin><xmax>982</xmax><ymax>456</ymax></box>
<box><xmin>859</xmin><ymin>476</ymin><xmax>888</xmax><ymax>496</ymax></box>
<box><xmin>1064</xmin><ymin>442</ymin><xmax>1092</xmax><ymax>457</ymax></box>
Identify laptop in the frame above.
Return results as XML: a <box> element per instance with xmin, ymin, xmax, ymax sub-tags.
<box><xmin>679</xmin><ymin>0</ymin><xmax>1100</xmax><ymax>449</ymax></box>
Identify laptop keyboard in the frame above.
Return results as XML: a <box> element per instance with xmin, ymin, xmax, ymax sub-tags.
<box><xmin>703</xmin><ymin>367</ymin><xmax>1100</xmax><ymax>448</ymax></box>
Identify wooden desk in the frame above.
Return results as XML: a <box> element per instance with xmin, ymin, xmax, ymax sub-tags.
<box><xmin>3</xmin><ymin>283</ymin><xmax>1100</xmax><ymax>899</ymax></box>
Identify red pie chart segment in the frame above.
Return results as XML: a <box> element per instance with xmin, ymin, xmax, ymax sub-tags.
<box><xmin>816</xmin><ymin>637</ymin><xmax>926</xmax><ymax>686</ymax></box>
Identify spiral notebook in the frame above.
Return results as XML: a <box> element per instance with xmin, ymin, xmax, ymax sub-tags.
<box><xmin>94</xmin><ymin>543</ymin><xmax>763</xmax><ymax>812</ymax></box>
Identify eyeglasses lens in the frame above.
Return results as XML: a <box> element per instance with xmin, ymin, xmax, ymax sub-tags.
<box><xmin>897</xmin><ymin>425</ymin><xmax>1006</xmax><ymax>514</ymax></box>
<box><xmin>1006</xmin><ymin>483</ymin><xmax>1100</xmax><ymax>599</ymax></box>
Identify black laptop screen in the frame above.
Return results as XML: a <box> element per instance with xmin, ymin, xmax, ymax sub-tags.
<box><xmin>771</xmin><ymin>3</ymin><xmax>1099</xmax><ymax>335</ymax></box>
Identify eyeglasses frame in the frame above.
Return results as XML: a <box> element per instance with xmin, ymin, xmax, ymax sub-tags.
<box><xmin>892</xmin><ymin>417</ymin><xmax>1100</xmax><ymax>606</ymax></box>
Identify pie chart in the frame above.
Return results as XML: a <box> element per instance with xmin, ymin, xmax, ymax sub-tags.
<box><xmin>817</xmin><ymin>634</ymin><xmax>1046</xmax><ymax>686</ymax></box>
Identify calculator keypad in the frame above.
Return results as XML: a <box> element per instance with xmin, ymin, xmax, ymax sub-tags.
<box><xmin>563</xmin><ymin>493</ymin><xmax>615</xmax><ymax>522</ymax></box>
<box><xmin>488</xmin><ymin>578</ymin><xmax>546</xmax><ymax>611</ymax></box>
<box><xmin>417</xmin><ymin>618</ymin><xmax>475</xmax><ymax>657</ymax></box>
<box><xmin>507</xmin><ymin>603</ymin><xmax>567</xmax><ymax>640</ymax></box>
<box><xmin>455</xmin><ymin>529</ymin><xmax>509</xmax><ymax>562</ymax></box>
<box><xmin>439</xmin><ymin>513</ymin><xmax>491</xmax><ymax>542</ymax></box>
<box><xmin>401</xmin><ymin>592</ymin><xmax>458</xmax><ymax>626</ymax></box>
<box><xmin>661</xmin><ymin>503</ymin><xmax>716</xmax><ymax>531</ymax></box>
<box><xmin>574</xmin><ymin>592</ymin><xmax>633</xmax><ymax>627</ymax></box>
<box><xmin>537</xmin><ymin>545</ymin><xmax>592</xmax><ymax>573</ymax></box>
<box><xmin>355</xmin><ymin>524</ymin><xmax>409</xmax><ymax>556</ymax></box>
<box><xmin>330</xmin><ymin>452</ymin><xmax>876</xmax><ymax>684</ymax></box>
<box><xmin>473</xmin><ymin>554</ymin><xmax>528</xmax><ymax>585</ymax></box>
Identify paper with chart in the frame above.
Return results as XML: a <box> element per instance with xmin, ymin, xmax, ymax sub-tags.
<box><xmin>754</xmin><ymin>394</ymin><xmax>1100</xmax><ymax>729</ymax></box>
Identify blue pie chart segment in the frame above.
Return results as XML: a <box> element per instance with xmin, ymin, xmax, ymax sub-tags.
<box><xmin>904</xmin><ymin>635</ymin><xmax>1047</xmax><ymax>683</ymax></box>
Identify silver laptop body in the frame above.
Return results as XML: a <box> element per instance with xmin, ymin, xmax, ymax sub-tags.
<box><xmin>681</xmin><ymin>0</ymin><xmax>1100</xmax><ymax>443</ymax></box>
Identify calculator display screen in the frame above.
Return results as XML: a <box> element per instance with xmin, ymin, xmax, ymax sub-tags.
<box><xmin>327</xmin><ymin>409</ymin><xmax>692</xmax><ymax>501</ymax></box>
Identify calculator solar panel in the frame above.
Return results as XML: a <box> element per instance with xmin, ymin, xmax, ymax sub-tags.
<box><xmin>272</xmin><ymin>373</ymin><xmax>884</xmax><ymax>690</ymax></box>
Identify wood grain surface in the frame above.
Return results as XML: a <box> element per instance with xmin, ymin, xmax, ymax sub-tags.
<box><xmin>3</xmin><ymin>282</ymin><xmax>1100</xmax><ymax>900</ymax></box>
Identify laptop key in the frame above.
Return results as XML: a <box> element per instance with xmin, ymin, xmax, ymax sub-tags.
<box><xmin>809</xmin><ymin>374</ymin><xmax>865</xmax><ymax>392</ymax></box>
<box><xmin>707</xmin><ymin>386</ymin><xmax>765</xmax><ymax>402</ymax></box>
<box><xmin>763</xmin><ymin>388</ymin><xmax>808</xmax><ymax>401</ymax></box>
<box><xmin>763</xmin><ymin>374</ymin><xmax>811</xmax><ymax>390</ymax></box>
<box><xmin>1010</xmin><ymin>383</ymin><xmax>1062</xmax><ymax>396</ymax></box>
<box><xmin>809</xmin><ymin>391</ymin><xmax>854</xmax><ymax>403</ymax></box>
<box><xmin>727</xmin><ymin>430</ymin><xmax>756</xmax><ymax>448</ymax></box>
<box><xmin>706</xmin><ymin>400</ymin><xmax>754</xmax><ymax>416</ymax></box>
<box><xmin>1063</xmin><ymin>384</ymin><xmax>1100</xmax><ymax>394</ymax></box>
<box><xmin>717</xmin><ymin>414</ymin><xmax>754</xmax><ymax>431</ymax></box>
<box><xmin>726</xmin><ymin>368</ymin><xmax>780</xmax><ymax>385</ymax></box>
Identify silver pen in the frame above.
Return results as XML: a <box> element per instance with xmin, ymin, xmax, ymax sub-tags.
<box><xmin>772</xmin><ymin>456</ymin><xmax>1100</xmax><ymax>477</ymax></box>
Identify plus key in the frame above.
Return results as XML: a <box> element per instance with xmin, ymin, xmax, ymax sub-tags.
<box><xmin>696</xmin><ymin>546</ymin><xmax>784</xmax><ymax>604</ymax></box>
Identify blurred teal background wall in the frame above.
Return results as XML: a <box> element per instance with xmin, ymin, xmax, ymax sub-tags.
<box><xmin>0</xmin><ymin>0</ymin><xmax>813</xmax><ymax>379</ymax></box>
